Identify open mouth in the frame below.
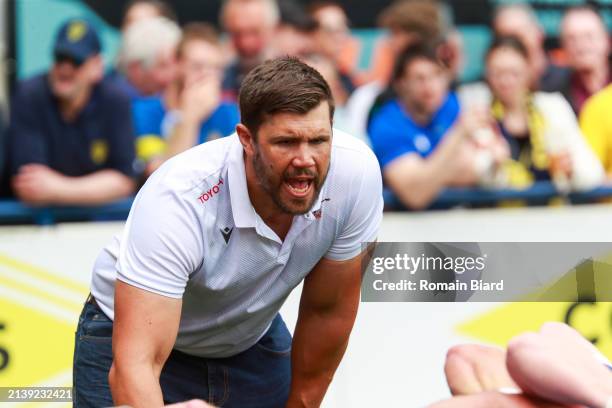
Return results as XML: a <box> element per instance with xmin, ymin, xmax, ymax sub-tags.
<box><xmin>283</xmin><ymin>178</ymin><xmax>313</xmax><ymax>198</ymax></box>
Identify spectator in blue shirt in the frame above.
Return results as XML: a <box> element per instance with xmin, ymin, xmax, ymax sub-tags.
<box><xmin>7</xmin><ymin>19</ymin><xmax>136</xmax><ymax>206</ymax></box>
<box><xmin>368</xmin><ymin>43</ymin><xmax>507</xmax><ymax>209</ymax></box>
<box><xmin>132</xmin><ymin>23</ymin><xmax>239</xmax><ymax>177</ymax></box>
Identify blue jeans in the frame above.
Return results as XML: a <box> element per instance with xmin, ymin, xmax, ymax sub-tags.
<box><xmin>73</xmin><ymin>299</ymin><xmax>292</xmax><ymax>407</ymax></box>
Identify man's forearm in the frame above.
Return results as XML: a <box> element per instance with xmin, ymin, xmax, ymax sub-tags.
<box><xmin>287</xmin><ymin>308</ymin><xmax>356</xmax><ymax>407</ymax></box>
<box><xmin>414</xmin><ymin>155</ymin><xmax>453</xmax><ymax>205</ymax></box>
<box><xmin>109</xmin><ymin>362</ymin><xmax>165</xmax><ymax>408</ymax></box>
<box><xmin>425</xmin><ymin>127</ymin><xmax>469</xmax><ymax>186</ymax></box>
<box><xmin>54</xmin><ymin>170</ymin><xmax>135</xmax><ymax>205</ymax></box>
<box><xmin>395</xmin><ymin>152</ymin><xmax>454</xmax><ymax>209</ymax></box>
<box><xmin>393</xmin><ymin>128</ymin><xmax>467</xmax><ymax>209</ymax></box>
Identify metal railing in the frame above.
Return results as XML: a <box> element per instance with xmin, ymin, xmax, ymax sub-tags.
<box><xmin>2</xmin><ymin>182</ymin><xmax>612</xmax><ymax>225</ymax></box>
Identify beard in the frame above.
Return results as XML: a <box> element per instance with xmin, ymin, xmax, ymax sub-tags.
<box><xmin>252</xmin><ymin>146</ymin><xmax>328</xmax><ymax>215</ymax></box>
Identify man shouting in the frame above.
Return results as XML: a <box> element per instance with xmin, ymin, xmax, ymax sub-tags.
<box><xmin>73</xmin><ymin>56</ymin><xmax>383</xmax><ymax>408</ymax></box>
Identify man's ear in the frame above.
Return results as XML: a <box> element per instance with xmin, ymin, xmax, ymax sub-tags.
<box><xmin>236</xmin><ymin>124</ymin><xmax>256</xmax><ymax>156</ymax></box>
<box><xmin>392</xmin><ymin>77</ymin><xmax>405</xmax><ymax>97</ymax></box>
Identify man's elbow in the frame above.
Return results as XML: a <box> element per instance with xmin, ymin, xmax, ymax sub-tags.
<box><xmin>384</xmin><ymin>167</ymin><xmax>437</xmax><ymax>210</ymax></box>
<box><xmin>108</xmin><ymin>361</ymin><xmax>123</xmax><ymax>399</ymax></box>
<box><xmin>108</xmin><ymin>358</ymin><xmax>146</xmax><ymax>401</ymax></box>
<box><xmin>113</xmin><ymin>173</ymin><xmax>137</xmax><ymax>197</ymax></box>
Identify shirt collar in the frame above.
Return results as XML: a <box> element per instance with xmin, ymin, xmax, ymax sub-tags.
<box><xmin>302</xmin><ymin>189</ymin><xmax>325</xmax><ymax>221</ymax></box>
<box><xmin>227</xmin><ymin>135</ymin><xmax>257</xmax><ymax>228</ymax></box>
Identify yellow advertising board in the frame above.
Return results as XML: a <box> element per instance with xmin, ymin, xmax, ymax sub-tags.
<box><xmin>0</xmin><ymin>253</ymin><xmax>88</xmax><ymax>407</ymax></box>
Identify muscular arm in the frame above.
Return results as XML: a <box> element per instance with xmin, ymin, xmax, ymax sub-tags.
<box><xmin>109</xmin><ymin>280</ymin><xmax>182</xmax><ymax>408</ymax></box>
<box><xmin>286</xmin><ymin>251</ymin><xmax>366</xmax><ymax>407</ymax></box>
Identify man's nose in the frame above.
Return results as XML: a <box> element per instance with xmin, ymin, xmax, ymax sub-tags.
<box><xmin>291</xmin><ymin>144</ymin><xmax>316</xmax><ymax>168</ymax></box>
<box><xmin>54</xmin><ymin>62</ymin><xmax>75</xmax><ymax>74</ymax></box>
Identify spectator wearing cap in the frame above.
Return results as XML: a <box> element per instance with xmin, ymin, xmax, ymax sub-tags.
<box><xmin>6</xmin><ymin>19</ymin><xmax>136</xmax><ymax>206</ymax></box>
<box><xmin>132</xmin><ymin>23</ymin><xmax>239</xmax><ymax>177</ymax></box>
<box><xmin>559</xmin><ymin>5</ymin><xmax>611</xmax><ymax>114</ymax></box>
<box><xmin>220</xmin><ymin>0</ymin><xmax>279</xmax><ymax>101</ymax></box>
<box><xmin>111</xmin><ymin>16</ymin><xmax>181</xmax><ymax>99</ymax></box>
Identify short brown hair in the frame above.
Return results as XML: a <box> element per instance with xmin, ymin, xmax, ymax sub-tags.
<box><xmin>391</xmin><ymin>42</ymin><xmax>445</xmax><ymax>84</ymax></box>
<box><xmin>176</xmin><ymin>22</ymin><xmax>220</xmax><ymax>59</ymax></box>
<box><xmin>238</xmin><ymin>56</ymin><xmax>335</xmax><ymax>137</ymax></box>
<box><xmin>378</xmin><ymin>0</ymin><xmax>445</xmax><ymax>43</ymax></box>
<box><xmin>486</xmin><ymin>36</ymin><xmax>529</xmax><ymax>62</ymax></box>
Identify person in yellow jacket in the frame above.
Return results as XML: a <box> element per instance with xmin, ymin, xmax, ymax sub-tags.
<box><xmin>580</xmin><ymin>84</ymin><xmax>612</xmax><ymax>179</ymax></box>
<box><xmin>482</xmin><ymin>36</ymin><xmax>604</xmax><ymax>191</ymax></box>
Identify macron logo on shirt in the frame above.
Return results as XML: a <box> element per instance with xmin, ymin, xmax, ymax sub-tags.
<box><xmin>197</xmin><ymin>178</ymin><xmax>224</xmax><ymax>204</ymax></box>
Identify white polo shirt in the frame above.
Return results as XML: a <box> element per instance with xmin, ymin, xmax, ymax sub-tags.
<box><xmin>91</xmin><ymin>129</ymin><xmax>383</xmax><ymax>358</ymax></box>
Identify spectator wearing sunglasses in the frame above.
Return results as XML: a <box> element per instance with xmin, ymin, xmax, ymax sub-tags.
<box><xmin>6</xmin><ymin>19</ymin><xmax>136</xmax><ymax>206</ymax></box>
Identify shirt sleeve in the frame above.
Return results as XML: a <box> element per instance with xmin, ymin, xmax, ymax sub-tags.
<box><xmin>324</xmin><ymin>147</ymin><xmax>384</xmax><ymax>261</ymax></box>
<box><xmin>116</xmin><ymin>168</ymin><xmax>204</xmax><ymax>298</ymax></box>
<box><xmin>7</xmin><ymin>84</ymin><xmax>48</xmax><ymax>176</ymax></box>
<box><xmin>105</xmin><ymin>90</ymin><xmax>137</xmax><ymax>178</ymax></box>
<box><xmin>368</xmin><ymin>112</ymin><xmax>417</xmax><ymax>169</ymax></box>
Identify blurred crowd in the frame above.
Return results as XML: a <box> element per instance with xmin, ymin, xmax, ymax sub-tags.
<box><xmin>0</xmin><ymin>0</ymin><xmax>611</xmax><ymax>210</ymax></box>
